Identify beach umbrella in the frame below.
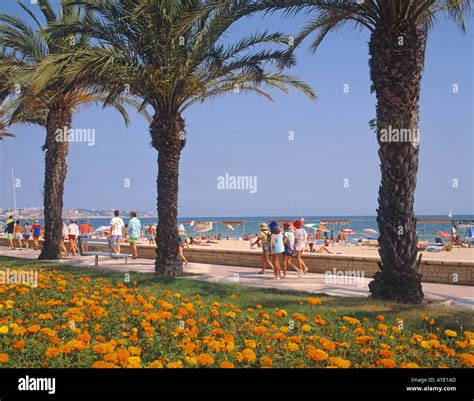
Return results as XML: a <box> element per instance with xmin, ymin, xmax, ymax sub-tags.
<box><xmin>437</xmin><ymin>231</ymin><xmax>450</xmax><ymax>238</ymax></box>
<box><xmin>95</xmin><ymin>225</ymin><xmax>110</xmax><ymax>232</ymax></box>
<box><xmin>362</xmin><ymin>228</ymin><xmax>378</xmax><ymax>235</ymax></box>
<box><xmin>341</xmin><ymin>229</ymin><xmax>356</xmax><ymax>235</ymax></box>
<box><xmin>194</xmin><ymin>222</ymin><xmax>213</xmax><ymax>233</ymax></box>
<box><xmin>465</xmin><ymin>227</ymin><xmax>474</xmax><ymax>239</ymax></box>
<box><xmin>226</xmin><ymin>225</ymin><xmax>235</xmax><ymax>231</ymax></box>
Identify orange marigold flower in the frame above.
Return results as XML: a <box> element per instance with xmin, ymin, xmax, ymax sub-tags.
<box><xmin>458</xmin><ymin>353</ymin><xmax>474</xmax><ymax>367</ymax></box>
<box><xmin>400</xmin><ymin>362</ymin><xmax>420</xmax><ymax>368</ymax></box>
<box><xmin>0</xmin><ymin>353</ymin><xmax>9</xmax><ymax>363</ymax></box>
<box><xmin>444</xmin><ymin>330</ymin><xmax>457</xmax><ymax>338</ymax></box>
<box><xmin>27</xmin><ymin>324</ymin><xmax>41</xmax><ymax>334</ymax></box>
<box><xmin>45</xmin><ymin>347</ymin><xmax>61</xmax><ymax>358</ymax></box>
<box><xmin>196</xmin><ymin>353</ymin><xmax>215</xmax><ymax>366</ymax></box>
<box><xmin>379</xmin><ymin>349</ymin><xmax>393</xmax><ymax>359</ymax></box>
<box><xmin>128</xmin><ymin>346</ymin><xmax>142</xmax><ymax>356</ymax></box>
<box><xmin>377</xmin><ymin>358</ymin><xmax>396</xmax><ymax>368</ymax></box>
<box><xmin>166</xmin><ymin>361</ymin><xmax>183</xmax><ymax>368</ymax></box>
<box><xmin>13</xmin><ymin>340</ymin><xmax>25</xmax><ymax>350</ymax></box>
<box><xmin>328</xmin><ymin>357</ymin><xmax>351</xmax><ymax>368</ymax></box>
<box><xmin>242</xmin><ymin>348</ymin><xmax>257</xmax><ymax>363</ymax></box>
<box><xmin>376</xmin><ymin>314</ymin><xmax>384</xmax><ymax>321</ymax></box>
<box><xmin>306</xmin><ymin>346</ymin><xmax>328</xmax><ymax>362</ymax></box>
<box><xmin>221</xmin><ymin>361</ymin><xmax>235</xmax><ymax>368</ymax></box>
<box><xmin>260</xmin><ymin>356</ymin><xmax>273</xmax><ymax>368</ymax></box>
<box><xmin>307</xmin><ymin>297</ymin><xmax>321</xmax><ymax>305</ymax></box>
<box><xmin>244</xmin><ymin>339</ymin><xmax>257</xmax><ymax>349</ymax></box>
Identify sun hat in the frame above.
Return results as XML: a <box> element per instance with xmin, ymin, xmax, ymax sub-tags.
<box><xmin>260</xmin><ymin>223</ymin><xmax>268</xmax><ymax>230</ymax></box>
<box><xmin>293</xmin><ymin>220</ymin><xmax>302</xmax><ymax>229</ymax></box>
<box><xmin>269</xmin><ymin>221</ymin><xmax>279</xmax><ymax>231</ymax></box>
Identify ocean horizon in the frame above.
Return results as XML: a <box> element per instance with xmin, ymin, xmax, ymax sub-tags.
<box><xmin>20</xmin><ymin>214</ymin><xmax>474</xmax><ymax>243</ymax></box>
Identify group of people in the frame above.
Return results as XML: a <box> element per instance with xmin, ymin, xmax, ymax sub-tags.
<box><xmin>3</xmin><ymin>216</ymin><xmax>42</xmax><ymax>250</ymax></box>
<box><xmin>251</xmin><ymin>220</ymin><xmax>310</xmax><ymax>280</ymax></box>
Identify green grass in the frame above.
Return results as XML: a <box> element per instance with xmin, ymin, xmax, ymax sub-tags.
<box><xmin>1</xmin><ymin>255</ymin><xmax>473</xmax><ymax>332</ymax></box>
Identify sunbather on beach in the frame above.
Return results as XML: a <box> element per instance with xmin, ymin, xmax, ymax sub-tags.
<box><xmin>251</xmin><ymin>223</ymin><xmax>274</xmax><ymax>274</ymax></box>
<box><xmin>317</xmin><ymin>238</ymin><xmax>333</xmax><ymax>254</ymax></box>
<box><xmin>4</xmin><ymin>215</ymin><xmax>14</xmax><ymax>249</ymax></box>
<box><xmin>269</xmin><ymin>221</ymin><xmax>283</xmax><ymax>280</ymax></box>
<box><xmin>110</xmin><ymin>210</ymin><xmax>125</xmax><ymax>254</ymax></box>
<box><xmin>293</xmin><ymin>220</ymin><xmax>309</xmax><ymax>274</ymax></box>
<box><xmin>282</xmin><ymin>223</ymin><xmax>302</xmax><ymax>277</ymax></box>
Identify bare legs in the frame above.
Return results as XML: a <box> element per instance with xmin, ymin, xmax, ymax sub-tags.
<box><xmin>296</xmin><ymin>250</ymin><xmax>308</xmax><ymax>274</ymax></box>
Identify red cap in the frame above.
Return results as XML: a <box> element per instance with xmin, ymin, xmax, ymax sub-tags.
<box><xmin>293</xmin><ymin>220</ymin><xmax>302</xmax><ymax>229</ymax></box>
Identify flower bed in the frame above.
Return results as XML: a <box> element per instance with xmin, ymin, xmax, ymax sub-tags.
<box><xmin>0</xmin><ymin>268</ymin><xmax>472</xmax><ymax>368</ymax></box>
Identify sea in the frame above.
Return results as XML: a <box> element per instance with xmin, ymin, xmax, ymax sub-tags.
<box><xmin>26</xmin><ymin>214</ymin><xmax>474</xmax><ymax>243</ymax></box>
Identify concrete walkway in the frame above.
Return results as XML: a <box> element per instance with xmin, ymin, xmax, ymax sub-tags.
<box><xmin>1</xmin><ymin>247</ymin><xmax>473</xmax><ymax>308</ymax></box>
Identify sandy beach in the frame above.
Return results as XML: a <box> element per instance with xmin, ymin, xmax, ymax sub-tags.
<box><xmin>211</xmin><ymin>238</ymin><xmax>474</xmax><ymax>263</ymax></box>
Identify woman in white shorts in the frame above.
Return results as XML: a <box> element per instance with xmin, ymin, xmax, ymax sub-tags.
<box><xmin>293</xmin><ymin>220</ymin><xmax>309</xmax><ymax>274</ymax></box>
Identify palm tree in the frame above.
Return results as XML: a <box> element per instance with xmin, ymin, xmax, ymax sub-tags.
<box><xmin>35</xmin><ymin>0</ymin><xmax>317</xmax><ymax>275</ymax></box>
<box><xmin>260</xmin><ymin>0</ymin><xmax>471</xmax><ymax>303</ymax></box>
<box><xmin>0</xmin><ymin>0</ymin><xmax>143</xmax><ymax>259</ymax></box>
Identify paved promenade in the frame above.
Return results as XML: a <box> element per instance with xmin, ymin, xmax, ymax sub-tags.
<box><xmin>1</xmin><ymin>247</ymin><xmax>472</xmax><ymax>308</ymax></box>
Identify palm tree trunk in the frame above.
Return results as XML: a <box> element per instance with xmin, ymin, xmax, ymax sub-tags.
<box><xmin>38</xmin><ymin>104</ymin><xmax>71</xmax><ymax>260</ymax></box>
<box><xmin>367</xmin><ymin>22</ymin><xmax>425</xmax><ymax>303</ymax></box>
<box><xmin>150</xmin><ymin>112</ymin><xmax>186</xmax><ymax>275</ymax></box>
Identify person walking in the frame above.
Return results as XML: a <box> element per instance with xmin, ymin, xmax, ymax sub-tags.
<box><xmin>22</xmin><ymin>222</ymin><xmax>31</xmax><ymax>249</ymax></box>
<box><xmin>251</xmin><ymin>223</ymin><xmax>274</xmax><ymax>274</ymax></box>
<box><xmin>282</xmin><ymin>223</ymin><xmax>302</xmax><ymax>277</ymax></box>
<box><xmin>79</xmin><ymin>220</ymin><xmax>92</xmax><ymax>253</ymax></box>
<box><xmin>13</xmin><ymin>220</ymin><xmax>23</xmax><ymax>250</ymax></box>
<box><xmin>61</xmin><ymin>222</ymin><xmax>69</xmax><ymax>256</ymax></box>
<box><xmin>4</xmin><ymin>215</ymin><xmax>15</xmax><ymax>250</ymax></box>
<box><xmin>31</xmin><ymin>220</ymin><xmax>42</xmax><ymax>250</ymax></box>
<box><xmin>293</xmin><ymin>220</ymin><xmax>309</xmax><ymax>274</ymax></box>
<box><xmin>68</xmin><ymin>220</ymin><xmax>80</xmax><ymax>256</ymax></box>
<box><xmin>110</xmin><ymin>210</ymin><xmax>125</xmax><ymax>254</ymax></box>
<box><xmin>127</xmin><ymin>211</ymin><xmax>141</xmax><ymax>259</ymax></box>
<box><xmin>269</xmin><ymin>221</ymin><xmax>284</xmax><ymax>280</ymax></box>
<box><xmin>178</xmin><ymin>224</ymin><xmax>188</xmax><ymax>267</ymax></box>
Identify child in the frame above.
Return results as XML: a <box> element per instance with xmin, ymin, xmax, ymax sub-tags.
<box><xmin>22</xmin><ymin>222</ymin><xmax>30</xmax><ymax>249</ymax></box>
<box><xmin>251</xmin><ymin>223</ymin><xmax>274</xmax><ymax>274</ymax></box>
<box><xmin>14</xmin><ymin>220</ymin><xmax>23</xmax><ymax>250</ymax></box>
<box><xmin>269</xmin><ymin>221</ymin><xmax>284</xmax><ymax>280</ymax></box>
<box><xmin>282</xmin><ymin>223</ymin><xmax>302</xmax><ymax>277</ymax></box>
<box><xmin>147</xmin><ymin>224</ymin><xmax>156</xmax><ymax>245</ymax></box>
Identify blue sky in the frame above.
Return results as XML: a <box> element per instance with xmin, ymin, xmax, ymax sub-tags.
<box><xmin>0</xmin><ymin>1</ymin><xmax>472</xmax><ymax>217</ymax></box>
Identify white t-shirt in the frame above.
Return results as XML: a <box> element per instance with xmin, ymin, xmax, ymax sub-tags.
<box><xmin>294</xmin><ymin>228</ymin><xmax>307</xmax><ymax>244</ymax></box>
<box><xmin>110</xmin><ymin>217</ymin><xmax>125</xmax><ymax>236</ymax></box>
<box><xmin>68</xmin><ymin>223</ymin><xmax>79</xmax><ymax>236</ymax></box>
